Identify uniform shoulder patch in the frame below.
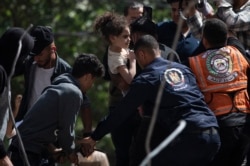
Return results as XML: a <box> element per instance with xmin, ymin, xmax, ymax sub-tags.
<box><xmin>164</xmin><ymin>68</ymin><xmax>187</xmax><ymax>90</ymax></box>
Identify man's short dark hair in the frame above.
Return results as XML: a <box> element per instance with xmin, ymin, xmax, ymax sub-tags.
<box><xmin>202</xmin><ymin>18</ymin><xmax>228</xmax><ymax>47</ymax></box>
<box><xmin>134</xmin><ymin>35</ymin><xmax>159</xmax><ymax>53</ymax></box>
<box><xmin>72</xmin><ymin>53</ymin><xmax>105</xmax><ymax>78</ymax></box>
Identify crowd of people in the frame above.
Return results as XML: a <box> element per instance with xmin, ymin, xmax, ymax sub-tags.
<box><xmin>0</xmin><ymin>0</ymin><xmax>250</xmax><ymax>166</ymax></box>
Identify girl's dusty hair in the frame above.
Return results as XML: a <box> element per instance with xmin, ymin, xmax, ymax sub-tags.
<box><xmin>93</xmin><ymin>12</ymin><xmax>128</xmax><ymax>43</ymax></box>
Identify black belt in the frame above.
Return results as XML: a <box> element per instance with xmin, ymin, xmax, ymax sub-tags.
<box><xmin>141</xmin><ymin>116</ymin><xmax>218</xmax><ymax>135</ymax></box>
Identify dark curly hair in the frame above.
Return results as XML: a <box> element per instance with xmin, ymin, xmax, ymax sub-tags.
<box><xmin>72</xmin><ymin>53</ymin><xmax>105</xmax><ymax>78</ymax></box>
<box><xmin>93</xmin><ymin>12</ymin><xmax>129</xmax><ymax>43</ymax></box>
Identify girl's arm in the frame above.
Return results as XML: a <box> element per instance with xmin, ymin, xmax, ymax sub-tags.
<box><xmin>117</xmin><ymin>50</ymin><xmax>136</xmax><ymax>84</ymax></box>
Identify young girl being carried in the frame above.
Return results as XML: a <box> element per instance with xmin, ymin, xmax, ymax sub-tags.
<box><xmin>94</xmin><ymin>12</ymin><xmax>136</xmax><ymax>96</ymax></box>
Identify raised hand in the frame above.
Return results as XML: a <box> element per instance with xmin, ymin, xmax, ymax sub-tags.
<box><xmin>46</xmin><ymin>143</ymin><xmax>67</xmax><ymax>163</ymax></box>
<box><xmin>197</xmin><ymin>0</ymin><xmax>214</xmax><ymax>17</ymax></box>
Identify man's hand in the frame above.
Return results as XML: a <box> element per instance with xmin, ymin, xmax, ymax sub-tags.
<box><xmin>46</xmin><ymin>143</ymin><xmax>67</xmax><ymax>163</ymax></box>
<box><xmin>0</xmin><ymin>156</ymin><xmax>13</xmax><ymax>166</ymax></box>
<box><xmin>68</xmin><ymin>152</ymin><xmax>79</xmax><ymax>165</ymax></box>
<box><xmin>76</xmin><ymin>137</ymin><xmax>96</xmax><ymax>157</ymax></box>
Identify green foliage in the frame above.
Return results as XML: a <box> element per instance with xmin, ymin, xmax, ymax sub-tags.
<box><xmin>1</xmin><ymin>0</ymin><xmax>171</xmax><ymax>165</ymax></box>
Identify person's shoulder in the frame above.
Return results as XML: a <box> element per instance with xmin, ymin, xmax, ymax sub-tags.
<box><xmin>186</xmin><ymin>32</ymin><xmax>199</xmax><ymax>40</ymax></box>
<box><xmin>157</xmin><ymin>21</ymin><xmax>177</xmax><ymax>41</ymax></box>
<box><xmin>226</xmin><ymin>45</ymin><xmax>250</xmax><ymax>62</ymax></box>
<box><xmin>159</xmin><ymin>43</ymin><xmax>180</xmax><ymax>61</ymax></box>
<box><xmin>50</xmin><ymin>74</ymin><xmax>82</xmax><ymax>95</ymax></box>
<box><xmin>157</xmin><ymin>20</ymin><xmax>173</xmax><ymax>26</ymax></box>
<box><xmin>137</xmin><ymin>58</ymin><xmax>167</xmax><ymax>76</ymax></box>
<box><xmin>58</xmin><ymin>57</ymin><xmax>71</xmax><ymax>67</ymax></box>
<box><xmin>168</xmin><ymin>60</ymin><xmax>191</xmax><ymax>72</ymax></box>
<box><xmin>158</xmin><ymin>20</ymin><xmax>176</xmax><ymax>28</ymax></box>
<box><xmin>52</xmin><ymin>73</ymin><xmax>76</xmax><ymax>88</ymax></box>
<box><xmin>182</xmin><ymin>33</ymin><xmax>200</xmax><ymax>47</ymax></box>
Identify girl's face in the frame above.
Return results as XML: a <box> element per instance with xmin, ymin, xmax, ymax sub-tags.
<box><xmin>110</xmin><ymin>26</ymin><xmax>131</xmax><ymax>49</ymax></box>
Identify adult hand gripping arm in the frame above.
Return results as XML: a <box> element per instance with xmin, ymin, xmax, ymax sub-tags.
<box><xmin>76</xmin><ymin>137</ymin><xmax>96</xmax><ymax>157</ymax></box>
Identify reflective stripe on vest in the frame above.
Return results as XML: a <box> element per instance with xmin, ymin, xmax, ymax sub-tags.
<box><xmin>203</xmin><ymin>89</ymin><xmax>250</xmax><ymax>116</ymax></box>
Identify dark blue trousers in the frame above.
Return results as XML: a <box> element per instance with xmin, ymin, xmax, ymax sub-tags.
<box><xmin>130</xmin><ymin>118</ymin><xmax>221</xmax><ymax>166</ymax></box>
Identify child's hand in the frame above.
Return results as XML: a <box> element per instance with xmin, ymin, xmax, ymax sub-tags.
<box><xmin>128</xmin><ymin>50</ymin><xmax>135</xmax><ymax>61</ymax></box>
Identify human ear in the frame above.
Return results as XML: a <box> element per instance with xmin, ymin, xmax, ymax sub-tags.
<box><xmin>109</xmin><ymin>35</ymin><xmax>116</xmax><ymax>43</ymax></box>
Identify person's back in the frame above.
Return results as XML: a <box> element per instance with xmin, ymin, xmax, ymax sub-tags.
<box><xmin>189</xmin><ymin>18</ymin><xmax>250</xmax><ymax>166</ymax></box>
<box><xmin>11</xmin><ymin>73</ymin><xmax>82</xmax><ymax>153</ymax></box>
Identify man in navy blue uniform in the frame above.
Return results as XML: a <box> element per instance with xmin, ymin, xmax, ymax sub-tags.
<box><xmin>81</xmin><ymin>35</ymin><xmax>220</xmax><ymax>166</ymax></box>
